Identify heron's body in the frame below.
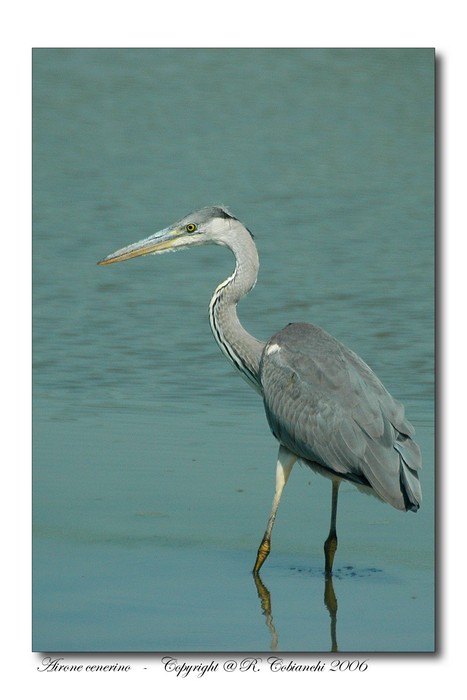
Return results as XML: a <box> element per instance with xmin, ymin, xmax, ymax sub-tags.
<box><xmin>98</xmin><ymin>205</ymin><xmax>421</xmax><ymax>574</ymax></box>
<box><xmin>261</xmin><ymin>323</ymin><xmax>420</xmax><ymax>512</ymax></box>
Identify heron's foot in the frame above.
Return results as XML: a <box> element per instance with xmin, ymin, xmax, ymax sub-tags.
<box><xmin>324</xmin><ymin>533</ymin><xmax>338</xmax><ymax>577</ymax></box>
<box><xmin>253</xmin><ymin>536</ymin><xmax>271</xmax><ymax>574</ymax></box>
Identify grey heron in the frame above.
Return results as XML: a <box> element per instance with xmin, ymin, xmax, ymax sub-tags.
<box><xmin>98</xmin><ymin>205</ymin><xmax>422</xmax><ymax>576</ymax></box>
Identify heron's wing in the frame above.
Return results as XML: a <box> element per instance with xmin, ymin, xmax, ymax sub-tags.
<box><xmin>260</xmin><ymin>323</ymin><xmax>421</xmax><ymax>511</ymax></box>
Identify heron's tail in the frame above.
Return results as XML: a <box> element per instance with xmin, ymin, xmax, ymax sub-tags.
<box><xmin>395</xmin><ymin>433</ymin><xmax>422</xmax><ymax>512</ymax></box>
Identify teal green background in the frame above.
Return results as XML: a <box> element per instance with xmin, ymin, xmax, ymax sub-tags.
<box><xmin>33</xmin><ymin>48</ymin><xmax>434</xmax><ymax>651</ymax></box>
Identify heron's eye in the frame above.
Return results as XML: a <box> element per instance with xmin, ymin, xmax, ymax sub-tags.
<box><xmin>185</xmin><ymin>223</ymin><xmax>197</xmax><ymax>233</ymax></box>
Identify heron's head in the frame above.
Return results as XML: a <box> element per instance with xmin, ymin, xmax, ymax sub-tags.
<box><xmin>97</xmin><ymin>206</ymin><xmax>241</xmax><ymax>266</ymax></box>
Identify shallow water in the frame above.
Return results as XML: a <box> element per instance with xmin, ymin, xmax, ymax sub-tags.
<box><xmin>33</xmin><ymin>48</ymin><xmax>434</xmax><ymax>652</ymax></box>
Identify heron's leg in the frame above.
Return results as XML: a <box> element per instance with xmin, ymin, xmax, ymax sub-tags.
<box><xmin>253</xmin><ymin>445</ymin><xmax>297</xmax><ymax>574</ymax></box>
<box><xmin>324</xmin><ymin>479</ymin><xmax>340</xmax><ymax>576</ymax></box>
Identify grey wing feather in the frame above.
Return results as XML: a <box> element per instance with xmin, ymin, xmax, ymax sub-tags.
<box><xmin>260</xmin><ymin>323</ymin><xmax>422</xmax><ymax>511</ymax></box>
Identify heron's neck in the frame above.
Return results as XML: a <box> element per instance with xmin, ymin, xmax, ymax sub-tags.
<box><xmin>208</xmin><ymin>228</ymin><xmax>265</xmax><ymax>393</ymax></box>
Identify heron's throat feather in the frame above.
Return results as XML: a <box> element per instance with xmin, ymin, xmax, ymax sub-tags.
<box><xmin>208</xmin><ymin>253</ymin><xmax>264</xmax><ymax>393</ymax></box>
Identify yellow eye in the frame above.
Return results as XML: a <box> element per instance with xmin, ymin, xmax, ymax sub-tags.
<box><xmin>185</xmin><ymin>223</ymin><xmax>197</xmax><ymax>233</ymax></box>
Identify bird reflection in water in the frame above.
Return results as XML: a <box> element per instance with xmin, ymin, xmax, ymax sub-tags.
<box><xmin>253</xmin><ymin>570</ymin><xmax>338</xmax><ymax>652</ymax></box>
<box><xmin>99</xmin><ymin>206</ymin><xmax>421</xmax><ymax>583</ymax></box>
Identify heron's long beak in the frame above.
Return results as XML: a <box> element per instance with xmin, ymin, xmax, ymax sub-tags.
<box><xmin>97</xmin><ymin>226</ymin><xmax>181</xmax><ymax>265</ymax></box>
